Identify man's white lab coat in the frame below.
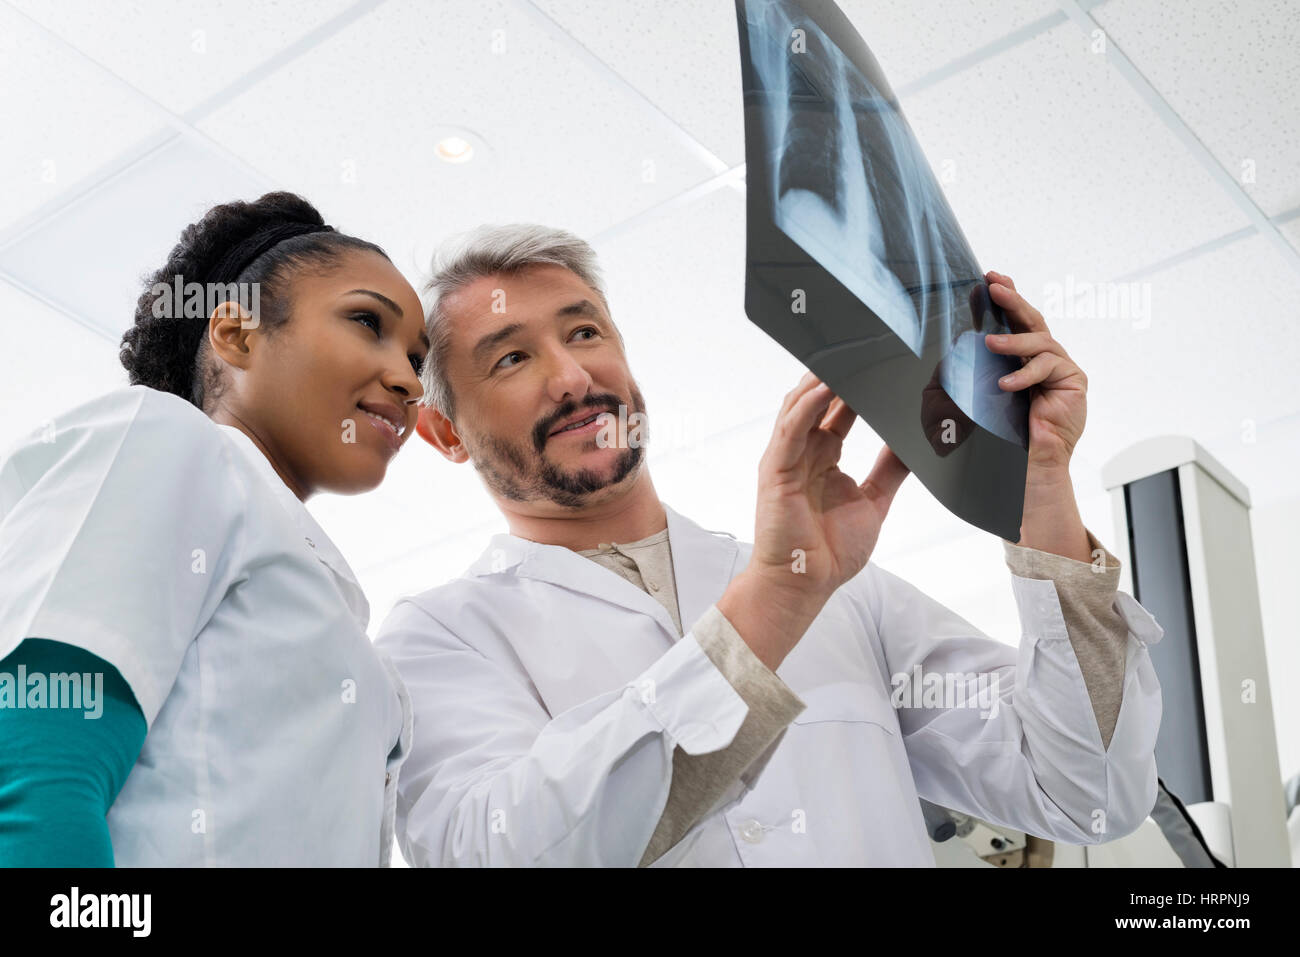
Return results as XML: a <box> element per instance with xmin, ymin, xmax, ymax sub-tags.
<box><xmin>376</xmin><ymin>505</ymin><xmax>1163</xmax><ymax>866</ymax></box>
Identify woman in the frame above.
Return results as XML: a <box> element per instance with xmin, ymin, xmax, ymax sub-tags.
<box><xmin>0</xmin><ymin>191</ymin><xmax>428</xmax><ymax>866</ymax></box>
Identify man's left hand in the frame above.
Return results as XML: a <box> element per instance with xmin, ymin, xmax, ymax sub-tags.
<box><xmin>982</xmin><ymin>269</ymin><xmax>1088</xmax><ymax>473</ymax></box>
<box><xmin>981</xmin><ymin>269</ymin><xmax>1093</xmax><ymax>561</ymax></box>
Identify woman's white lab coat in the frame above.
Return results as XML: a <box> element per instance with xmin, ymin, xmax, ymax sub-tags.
<box><xmin>0</xmin><ymin>386</ymin><xmax>411</xmax><ymax>866</ymax></box>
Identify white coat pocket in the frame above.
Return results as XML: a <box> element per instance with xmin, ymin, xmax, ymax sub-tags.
<box><xmin>791</xmin><ymin>682</ymin><xmax>899</xmax><ymax>732</ymax></box>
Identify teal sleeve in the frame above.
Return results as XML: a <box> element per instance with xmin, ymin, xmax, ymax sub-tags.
<box><xmin>0</xmin><ymin>639</ymin><xmax>147</xmax><ymax>867</ymax></box>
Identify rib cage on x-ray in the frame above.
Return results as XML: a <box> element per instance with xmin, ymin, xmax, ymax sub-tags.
<box><xmin>739</xmin><ymin>0</ymin><xmax>1029</xmax><ymax>536</ymax></box>
<box><xmin>748</xmin><ymin>0</ymin><xmax>1026</xmax><ymax>449</ymax></box>
<box><xmin>770</xmin><ymin>20</ymin><xmax>942</xmax><ymax>358</ymax></box>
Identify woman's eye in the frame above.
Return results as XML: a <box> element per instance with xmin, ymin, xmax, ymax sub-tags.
<box><xmin>495</xmin><ymin>351</ymin><xmax>525</xmax><ymax>370</ymax></box>
<box><xmin>351</xmin><ymin>312</ymin><xmax>381</xmax><ymax>335</ymax></box>
<box><xmin>410</xmin><ymin>354</ymin><xmax>425</xmax><ymax>376</ymax></box>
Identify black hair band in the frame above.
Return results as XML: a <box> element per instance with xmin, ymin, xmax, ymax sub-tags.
<box><xmin>206</xmin><ymin>221</ymin><xmax>336</xmax><ymax>287</ymax></box>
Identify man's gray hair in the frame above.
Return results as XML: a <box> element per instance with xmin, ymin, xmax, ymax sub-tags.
<box><xmin>420</xmin><ymin>223</ymin><xmax>609</xmax><ymax>417</ymax></box>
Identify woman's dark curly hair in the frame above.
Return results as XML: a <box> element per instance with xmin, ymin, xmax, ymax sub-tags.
<box><xmin>120</xmin><ymin>191</ymin><xmax>389</xmax><ymax>410</ymax></box>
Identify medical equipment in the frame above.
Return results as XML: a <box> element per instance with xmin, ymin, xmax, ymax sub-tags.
<box><xmin>1099</xmin><ymin>437</ymin><xmax>1290</xmax><ymax>866</ymax></box>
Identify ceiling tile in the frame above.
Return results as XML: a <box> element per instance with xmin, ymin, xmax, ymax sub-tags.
<box><xmin>1094</xmin><ymin>0</ymin><xmax>1300</xmax><ymax>218</ymax></box>
<box><xmin>838</xmin><ymin>0</ymin><xmax>1062</xmax><ymax>89</ymax></box>
<box><xmin>530</xmin><ymin>0</ymin><xmax>1063</xmax><ymax>169</ymax></box>
<box><xmin>1282</xmin><ymin>214</ymin><xmax>1300</xmax><ymax>254</ymax></box>
<box><xmin>6</xmin><ymin>0</ymin><xmax>358</xmax><ymax>116</ymax></box>
<box><xmin>898</xmin><ymin>18</ymin><xmax>1253</xmax><ymax>289</ymax></box>
<box><xmin>194</xmin><ymin>0</ymin><xmax>722</xmax><ymax>281</ymax></box>
<box><xmin>1069</xmin><ymin>230</ymin><xmax>1300</xmax><ymax>504</ymax></box>
<box><xmin>0</xmin><ymin>135</ymin><xmax>274</xmax><ymax>340</ymax></box>
<box><xmin>530</xmin><ymin>0</ymin><xmax>746</xmax><ymax>166</ymax></box>
<box><xmin>0</xmin><ymin>3</ymin><xmax>163</xmax><ymax>232</ymax></box>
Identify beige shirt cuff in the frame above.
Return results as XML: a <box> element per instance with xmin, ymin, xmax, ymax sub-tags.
<box><xmin>1002</xmin><ymin>528</ymin><xmax>1129</xmax><ymax>750</ymax></box>
<box><xmin>638</xmin><ymin>604</ymin><xmax>805</xmax><ymax>866</ymax></box>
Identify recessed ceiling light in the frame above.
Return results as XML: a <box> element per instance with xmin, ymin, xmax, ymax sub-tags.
<box><xmin>436</xmin><ymin>136</ymin><xmax>474</xmax><ymax>164</ymax></box>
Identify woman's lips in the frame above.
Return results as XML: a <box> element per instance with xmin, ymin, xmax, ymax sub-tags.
<box><xmin>358</xmin><ymin>405</ymin><xmax>404</xmax><ymax>453</ymax></box>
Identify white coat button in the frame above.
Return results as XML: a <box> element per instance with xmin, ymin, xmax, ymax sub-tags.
<box><xmin>739</xmin><ymin>819</ymin><xmax>764</xmax><ymax>844</ymax></box>
<box><xmin>649</xmin><ymin>581</ymin><xmax>660</xmax><ymax>592</ymax></box>
<box><xmin>385</xmin><ymin>772</ymin><xmax>391</xmax><ymax>786</ymax></box>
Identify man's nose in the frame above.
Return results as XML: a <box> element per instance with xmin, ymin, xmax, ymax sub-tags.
<box><xmin>544</xmin><ymin>348</ymin><xmax>594</xmax><ymax>404</ymax></box>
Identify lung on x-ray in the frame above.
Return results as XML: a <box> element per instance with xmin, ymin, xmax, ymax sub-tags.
<box><xmin>737</xmin><ymin>0</ymin><xmax>1030</xmax><ymax>540</ymax></box>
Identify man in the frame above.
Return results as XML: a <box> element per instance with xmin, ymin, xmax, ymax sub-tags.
<box><xmin>376</xmin><ymin>224</ymin><xmax>1164</xmax><ymax>866</ymax></box>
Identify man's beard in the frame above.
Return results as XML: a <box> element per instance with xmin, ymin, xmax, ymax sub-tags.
<box><xmin>463</xmin><ymin>386</ymin><xmax>647</xmax><ymax>509</ymax></box>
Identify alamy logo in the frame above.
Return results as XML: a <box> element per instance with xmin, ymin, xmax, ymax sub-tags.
<box><xmin>889</xmin><ymin>665</ymin><xmax>1002</xmax><ymax>719</ymax></box>
<box><xmin>0</xmin><ymin>666</ymin><xmax>104</xmax><ymax>719</ymax></box>
<box><xmin>50</xmin><ymin>887</ymin><xmax>151</xmax><ymax>937</ymax></box>
<box><xmin>1041</xmin><ymin>276</ymin><xmax>1152</xmax><ymax>327</ymax></box>
<box><xmin>151</xmin><ymin>276</ymin><xmax>261</xmax><ymax>328</ymax></box>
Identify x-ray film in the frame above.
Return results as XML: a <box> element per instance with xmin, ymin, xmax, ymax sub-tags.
<box><xmin>738</xmin><ymin>0</ymin><xmax>1031</xmax><ymax>540</ymax></box>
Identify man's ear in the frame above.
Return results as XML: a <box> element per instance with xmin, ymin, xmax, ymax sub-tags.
<box><xmin>208</xmin><ymin>300</ymin><xmax>257</xmax><ymax>371</ymax></box>
<box><xmin>417</xmin><ymin>405</ymin><xmax>470</xmax><ymax>463</ymax></box>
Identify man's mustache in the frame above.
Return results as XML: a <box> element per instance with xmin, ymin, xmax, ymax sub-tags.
<box><xmin>531</xmin><ymin>393</ymin><xmax>629</xmax><ymax>453</ymax></box>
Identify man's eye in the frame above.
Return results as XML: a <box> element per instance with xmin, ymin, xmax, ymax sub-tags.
<box><xmin>572</xmin><ymin>326</ymin><xmax>599</xmax><ymax>341</ymax></box>
<box><xmin>351</xmin><ymin>312</ymin><xmax>381</xmax><ymax>335</ymax></box>
<box><xmin>495</xmin><ymin>351</ymin><xmax>525</xmax><ymax>370</ymax></box>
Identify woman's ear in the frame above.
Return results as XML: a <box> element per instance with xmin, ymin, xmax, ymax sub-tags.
<box><xmin>207</xmin><ymin>300</ymin><xmax>258</xmax><ymax>371</ymax></box>
<box><xmin>417</xmin><ymin>405</ymin><xmax>469</xmax><ymax>463</ymax></box>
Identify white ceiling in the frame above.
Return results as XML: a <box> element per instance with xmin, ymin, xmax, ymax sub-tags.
<box><xmin>1</xmin><ymin>0</ymin><xmax>1297</xmax><ymax>653</ymax></box>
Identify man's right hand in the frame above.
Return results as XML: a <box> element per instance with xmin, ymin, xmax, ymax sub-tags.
<box><xmin>717</xmin><ymin>372</ymin><xmax>910</xmax><ymax>671</ymax></box>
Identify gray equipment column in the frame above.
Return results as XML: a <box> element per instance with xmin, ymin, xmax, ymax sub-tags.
<box><xmin>1102</xmin><ymin>436</ymin><xmax>1290</xmax><ymax>867</ymax></box>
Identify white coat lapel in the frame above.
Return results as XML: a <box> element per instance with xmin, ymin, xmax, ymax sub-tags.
<box><xmin>463</xmin><ymin>504</ymin><xmax>742</xmax><ymax>641</ymax></box>
<box><xmin>663</xmin><ymin>505</ymin><xmax>742</xmax><ymax>631</ymax></box>
<box><xmin>466</xmin><ymin>531</ymin><xmax>681</xmax><ymax>642</ymax></box>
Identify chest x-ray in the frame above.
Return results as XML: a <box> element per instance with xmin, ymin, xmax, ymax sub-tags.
<box><xmin>738</xmin><ymin>0</ymin><xmax>1030</xmax><ymax>540</ymax></box>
